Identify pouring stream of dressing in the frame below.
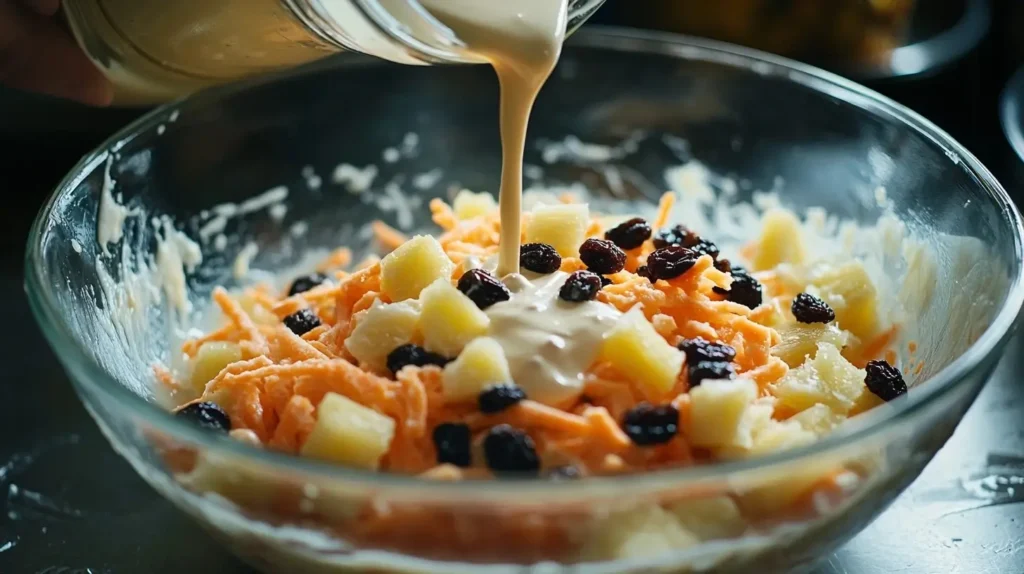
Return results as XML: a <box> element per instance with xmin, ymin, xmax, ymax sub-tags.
<box><xmin>419</xmin><ymin>0</ymin><xmax>569</xmax><ymax>276</ymax></box>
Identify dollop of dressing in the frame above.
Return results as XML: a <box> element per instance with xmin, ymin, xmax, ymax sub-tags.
<box><xmin>486</xmin><ymin>272</ymin><xmax>621</xmax><ymax>406</ymax></box>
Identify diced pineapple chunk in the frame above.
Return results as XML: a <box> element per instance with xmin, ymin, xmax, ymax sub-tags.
<box><xmin>419</xmin><ymin>279</ymin><xmax>490</xmax><ymax>357</ymax></box>
<box><xmin>525</xmin><ymin>203</ymin><xmax>590</xmax><ymax>257</ymax></box>
<box><xmin>599</xmin><ymin>307</ymin><xmax>684</xmax><ymax>396</ymax></box>
<box><xmin>380</xmin><ymin>235</ymin><xmax>454</xmax><ymax>301</ymax></box>
<box><xmin>669</xmin><ymin>496</ymin><xmax>747</xmax><ymax>540</ymax></box>
<box><xmin>300</xmin><ymin>393</ymin><xmax>395</xmax><ymax>469</ymax></box>
<box><xmin>442</xmin><ymin>337</ymin><xmax>512</xmax><ymax>402</ymax></box>
<box><xmin>452</xmin><ymin>190</ymin><xmax>497</xmax><ymax>219</ymax></box>
<box><xmin>744</xmin><ymin>419</ymin><xmax>817</xmax><ymax>456</ymax></box>
<box><xmin>848</xmin><ymin>389</ymin><xmax>885</xmax><ymax>416</ymax></box>
<box><xmin>344</xmin><ymin>300</ymin><xmax>420</xmax><ymax>371</ymax></box>
<box><xmin>581</xmin><ymin>506</ymin><xmax>699</xmax><ymax>561</ymax></box>
<box><xmin>772</xmin><ymin>323</ymin><xmax>849</xmax><ymax>368</ymax></box>
<box><xmin>809</xmin><ymin>261</ymin><xmax>878</xmax><ymax>340</ymax></box>
<box><xmin>190</xmin><ymin>341</ymin><xmax>242</xmax><ymax>392</ymax></box>
<box><xmin>790</xmin><ymin>403</ymin><xmax>845</xmax><ymax>436</ymax></box>
<box><xmin>771</xmin><ymin>343</ymin><xmax>866</xmax><ymax>415</ymax></box>
<box><xmin>685</xmin><ymin>378</ymin><xmax>759</xmax><ymax>449</ymax></box>
<box><xmin>237</xmin><ymin>292</ymin><xmax>280</xmax><ymax>326</ymax></box>
<box><xmin>750</xmin><ymin>208</ymin><xmax>806</xmax><ymax>272</ymax></box>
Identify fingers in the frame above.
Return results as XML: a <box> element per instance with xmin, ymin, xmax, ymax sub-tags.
<box><xmin>20</xmin><ymin>0</ymin><xmax>59</xmax><ymax>16</ymax></box>
<box><xmin>0</xmin><ymin>1</ymin><xmax>113</xmax><ymax>105</ymax></box>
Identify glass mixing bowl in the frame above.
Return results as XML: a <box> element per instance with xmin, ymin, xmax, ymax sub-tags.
<box><xmin>26</xmin><ymin>27</ymin><xmax>1024</xmax><ymax>573</ymax></box>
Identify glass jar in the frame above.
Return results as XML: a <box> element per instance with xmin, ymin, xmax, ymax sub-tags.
<box><xmin>63</xmin><ymin>0</ymin><xmax>607</xmax><ymax>105</ymax></box>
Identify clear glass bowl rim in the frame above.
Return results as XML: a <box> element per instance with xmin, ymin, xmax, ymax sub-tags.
<box><xmin>25</xmin><ymin>26</ymin><xmax>1024</xmax><ymax>501</ymax></box>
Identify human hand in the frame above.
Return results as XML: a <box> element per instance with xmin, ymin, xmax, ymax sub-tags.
<box><xmin>1</xmin><ymin>0</ymin><xmax>113</xmax><ymax>105</ymax></box>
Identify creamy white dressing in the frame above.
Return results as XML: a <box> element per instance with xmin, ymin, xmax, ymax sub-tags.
<box><xmin>487</xmin><ymin>271</ymin><xmax>621</xmax><ymax>406</ymax></box>
<box><xmin>97</xmin><ymin>154</ymin><xmax>132</xmax><ymax>254</ymax></box>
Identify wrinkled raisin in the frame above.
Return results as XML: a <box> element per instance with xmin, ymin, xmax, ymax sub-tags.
<box><xmin>386</xmin><ymin>343</ymin><xmax>450</xmax><ymax>375</ymax></box>
<box><xmin>688</xmin><ymin>361</ymin><xmax>736</xmax><ymax>387</ymax></box>
<box><xmin>520</xmin><ymin>243</ymin><xmax>561</xmax><ymax>274</ymax></box>
<box><xmin>283</xmin><ymin>308</ymin><xmax>321</xmax><ymax>336</ymax></box>
<box><xmin>458</xmin><ymin>268</ymin><xmax>511</xmax><ymax>309</ymax></box>
<box><xmin>604</xmin><ymin>217</ymin><xmax>652</xmax><ymax>250</ymax></box>
<box><xmin>622</xmin><ymin>403</ymin><xmax>679</xmax><ymax>446</ymax></box>
<box><xmin>559</xmin><ymin>270</ymin><xmax>602</xmax><ymax>302</ymax></box>
<box><xmin>600</xmin><ymin>276</ymin><xmax>612</xmax><ymax>288</ymax></box>
<box><xmin>714</xmin><ymin>259</ymin><xmax>732</xmax><ymax>274</ymax></box>
<box><xmin>478</xmin><ymin>384</ymin><xmax>527</xmax><ymax>414</ymax></box>
<box><xmin>713</xmin><ymin>267</ymin><xmax>762</xmax><ymax>309</ymax></box>
<box><xmin>686</xmin><ymin>237</ymin><xmax>720</xmax><ymax>260</ymax></box>
<box><xmin>579</xmin><ymin>238</ymin><xmax>626</xmax><ymax>275</ymax></box>
<box><xmin>636</xmin><ymin>265</ymin><xmax>653</xmax><ymax>281</ymax></box>
<box><xmin>653</xmin><ymin>224</ymin><xmax>694</xmax><ymax>249</ymax></box>
<box><xmin>483</xmin><ymin>425</ymin><xmax>540</xmax><ymax>476</ymax></box>
<box><xmin>176</xmin><ymin>402</ymin><xmax>231</xmax><ymax>433</ymax></box>
<box><xmin>864</xmin><ymin>360</ymin><xmax>907</xmax><ymax>401</ymax></box>
<box><xmin>433</xmin><ymin>422</ymin><xmax>472</xmax><ymax>467</ymax></box>
<box><xmin>288</xmin><ymin>272</ymin><xmax>328</xmax><ymax>296</ymax></box>
<box><xmin>678</xmin><ymin>337</ymin><xmax>737</xmax><ymax>364</ymax></box>
<box><xmin>646</xmin><ymin>246</ymin><xmax>699</xmax><ymax>280</ymax></box>
<box><xmin>546</xmin><ymin>465</ymin><xmax>582</xmax><ymax>481</ymax></box>
<box><xmin>791</xmin><ymin>292</ymin><xmax>836</xmax><ymax>323</ymax></box>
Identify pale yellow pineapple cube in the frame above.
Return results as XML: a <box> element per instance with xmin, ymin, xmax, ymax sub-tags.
<box><xmin>599</xmin><ymin>307</ymin><xmax>684</xmax><ymax>395</ymax></box>
<box><xmin>190</xmin><ymin>341</ymin><xmax>243</xmax><ymax>392</ymax></box>
<box><xmin>452</xmin><ymin>190</ymin><xmax>497</xmax><ymax>219</ymax></box>
<box><xmin>237</xmin><ymin>292</ymin><xmax>280</xmax><ymax>326</ymax></box>
<box><xmin>686</xmin><ymin>378</ymin><xmax>759</xmax><ymax>448</ymax></box>
<box><xmin>419</xmin><ymin>279</ymin><xmax>490</xmax><ymax>357</ymax></box>
<box><xmin>750</xmin><ymin>208</ymin><xmax>806</xmax><ymax>272</ymax></box>
<box><xmin>849</xmin><ymin>389</ymin><xmax>885</xmax><ymax>416</ymax></box>
<box><xmin>344</xmin><ymin>300</ymin><xmax>420</xmax><ymax>371</ymax></box>
<box><xmin>525</xmin><ymin>203</ymin><xmax>590</xmax><ymax>257</ymax></box>
<box><xmin>581</xmin><ymin>506</ymin><xmax>699</xmax><ymax>561</ymax></box>
<box><xmin>442</xmin><ymin>337</ymin><xmax>512</xmax><ymax>402</ymax></box>
<box><xmin>300</xmin><ymin>393</ymin><xmax>395</xmax><ymax>469</ymax></box>
<box><xmin>669</xmin><ymin>496</ymin><xmax>747</xmax><ymax>540</ymax></box>
<box><xmin>745</xmin><ymin>419</ymin><xmax>817</xmax><ymax>456</ymax></box>
<box><xmin>380</xmin><ymin>235</ymin><xmax>454</xmax><ymax>301</ymax></box>
<box><xmin>809</xmin><ymin>261</ymin><xmax>878</xmax><ymax>340</ymax></box>
<box><xmin>771</xmin><ymin>343</ymin><xmax>866</xmax><ymax>414</ymax></box>
<box><xmin>772</xmin><ymin>323</ymin><xmax>849</xmax><ymax>368</ymax></box>
<box><xmin>790</xmin><ymin>403</ymin><xmax>845</xmax><ymax>436</ymax></box>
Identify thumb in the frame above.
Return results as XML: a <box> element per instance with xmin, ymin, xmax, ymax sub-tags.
<box><xmin>0</xmin><ymin>1</ymin><xmax>113</xmax><ymax>106</ymax></box>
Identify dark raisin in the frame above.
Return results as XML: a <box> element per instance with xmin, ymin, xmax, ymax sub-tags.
<box><xmin>288</xmin><ymin>272</ymin><xmax>328</xmax><ymax>296</ymax></box>
<box><xmin>176</xmin><ymin>402</ymin><xmax>231</xmax><ymax>433</ymax></box>
<box><xmin>678</xmin><ymin>337</ymin><xmax>737</xmax><ymax>364</ymax></box>
<box><xmin>714</xmin><ymin>259</ymin><xmax>732</xmax><ymax>274</ymax></box>
<box><xmin>283</xmin><ymin>308</ymin><xmax>321</xmax><ymax>336</ymax></box>
<box><xmin>457</xmin><ymin>268</ymin><xmax>511</xmax><ymax>309</ymax></box>
<box><xmin>686</xmin><ymin>237</ymin><xmax>720</xmax><ymax>260</ymax></box>
<box><xmin>604</xmin><ymin>217</ymin><xmax>652</xmax><ymax>250</ymax></box>
<box><xmin>559</xmin><ymin>270</ymin><xmax>602</xmax><ymax>302</ymax></box>
<box><xmin>646</xmin><ymin>246</ymin><xmax>699</xmax><ymax>280</ymax></box>
<box><xmin>432</xmin><ymin>422</ymin><xmax>472</xmax><ymax>467</ymax></box>
<box><xmin>578</xmin><ymin>238</ymin><xmax>626</xmax><ymax>275</ymax></box>
<box><xmin>600</xmin><ymin>276</ymin><xmax>612</xmax><ymax>288</ymax></box>
<box><xmin>688</xmin><ymin>361</ymin><xmax>737</xmax><ymax>387</ymax></box>
<box><xmin>483</xmin><ymin>425</ymin><xmax>540</xmax><ymax>476</ymax></box>
<box><xmin>546</xmin><ymin>465</ymin><xmax>582</xmax><ymax>481</ymax></box>
<box><xmin>520</xmin><ymin>243</ymin><xmax>561</xmax><ymax>274</ymax></box>
<box><xmin>713</xmin><ymin>267</ymin><xmax>763</xmax><ymax>309</ymax></box>
<box><xmin>653</xmin><ymin>224</ymin><xmax>694</xmax><ymax>249</ymax></box>
<box><xmin>622</xmin><ymin>403</ymin><xmax>679</xmax><ymax>446</ymax></box>
<box><xmin>636</xmin><ymin>265</ymin><xmax>653</xmax><ymax>281</ymax></box>
<box><xmin>386</xmin><ymin>343</ymin><xmax>450</xmax><ymax>375</ymax></box>
<box><xmin>864</xmin><ymin>360</ymin><xmax>907</xmax><ymax>401</ymax></box>
<box><xmin>791</xmin><ymin>292</ymin><xmax>836</xmax><ymax>324</ymax></box>
<box><xmin>478</xmin><ymin>384</ymin><xmax>527</xmax><ymax>414</ymax></box>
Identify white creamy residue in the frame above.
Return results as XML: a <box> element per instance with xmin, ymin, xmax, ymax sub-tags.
<box><xmin>155</xmin><ymin>218</ymin><xmax>203</xmax><ymax>316</ymax></box>
<box><xmin>332</xmin><ymin>163</ymin><xmax>379</xmax><ymax>193</ymax></box>
<box><xmin>486</xmin><ymin>271</ymin><xmax>621</xmax><ymax>406</ymax></box>
<box><xmin>233</xmin><ymin>242</ymin><xmax>259</xmax><ymax>280</ymax></box>
<box><xmin>96</xmin><ymin>155</ymin><xmax>132</xmax><ymax>254</ymax></box>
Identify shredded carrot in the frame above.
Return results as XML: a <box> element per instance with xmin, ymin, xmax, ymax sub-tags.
<box><xmin>653</xmin><ymin>192</ymin><xmax>676</xmax><ymax>230</ymax></box>
<box><xmin>372</xmin><ymin>221</ymin><xmax>409</xmax><ymax>252</ymax></box>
